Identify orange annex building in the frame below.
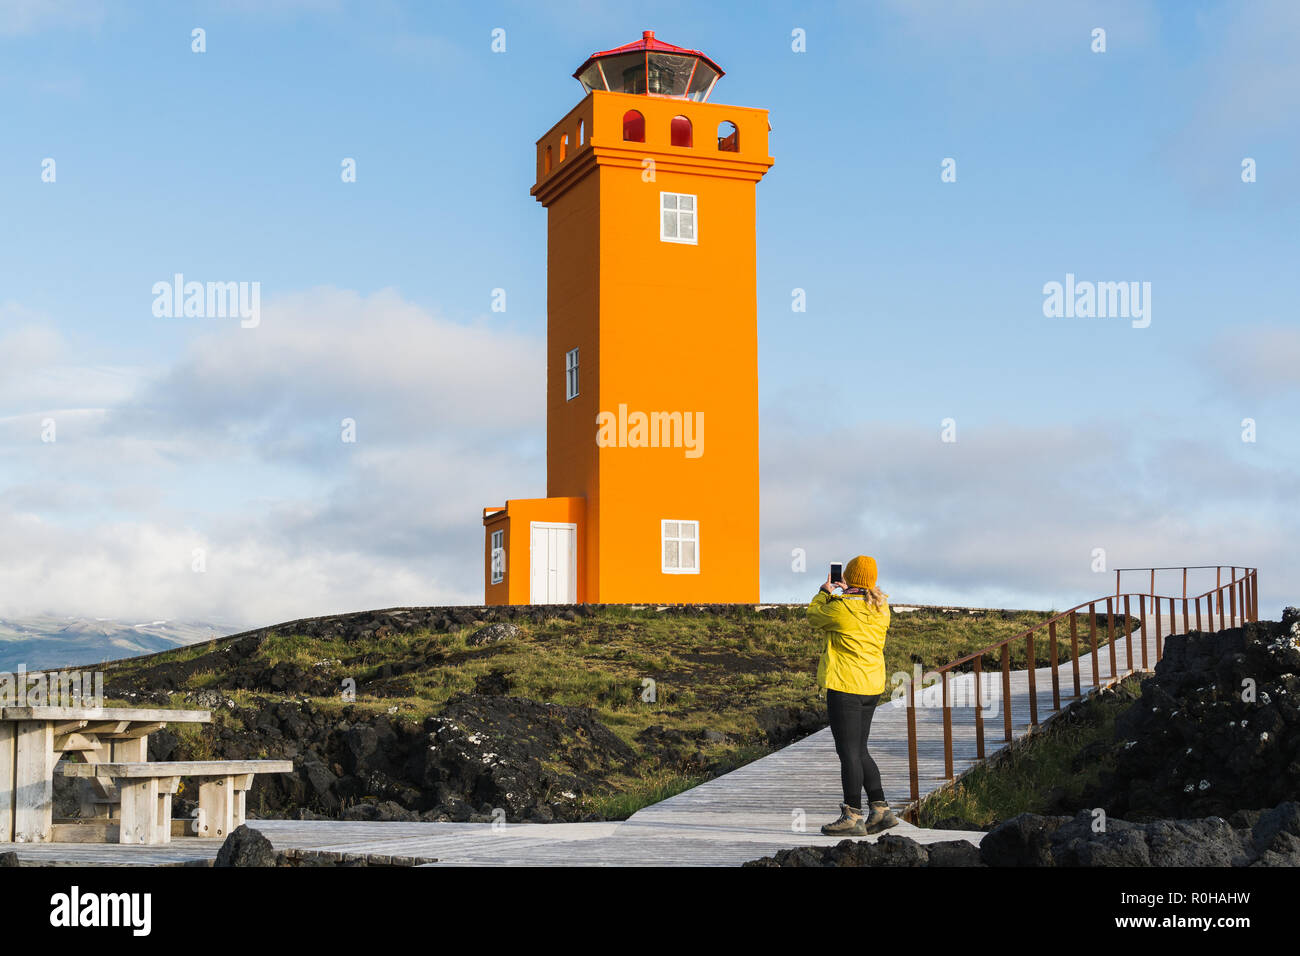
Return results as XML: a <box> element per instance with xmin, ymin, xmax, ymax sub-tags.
<box><xmin>482</xmin><ymin>31</ymin><xmax>773</xmax><ymax>605</ymax></box>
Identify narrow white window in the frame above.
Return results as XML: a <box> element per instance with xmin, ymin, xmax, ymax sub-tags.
<box><xmin>565</xmin><ymin>347</ymin><xmax>579</xmax><ymax>400</ymax></box>
<box><xmin>661</xmin><ymin>519</ymin><xmax>699</xmax><ymax>573</ymax></box>
<box><xmin>660</xmin><ymin>192</ymin><xmax>697</xmax><ymax>244</ymax></box>
<box><xmin>490</xmin><ymin>529</ymin><xmax>505</xmax><ymax>583</ymax></box>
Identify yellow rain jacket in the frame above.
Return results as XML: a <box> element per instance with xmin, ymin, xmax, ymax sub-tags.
<box><xmin>807</xmin><ymin>590</ymin><xmax>891</xmax><ymax>696</ymax></box>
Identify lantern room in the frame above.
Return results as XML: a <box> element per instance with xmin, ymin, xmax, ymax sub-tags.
<box><xmin>573</xmin><ymin>30</ymin><xmax>724</xmax><ymax>102</ymax></box>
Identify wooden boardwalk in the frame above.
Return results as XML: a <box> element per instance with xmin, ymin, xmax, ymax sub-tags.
<box><xmin>6</xmin><ymin>609</ymin><xmax>1209</xmax><ymax>866</ymax></box>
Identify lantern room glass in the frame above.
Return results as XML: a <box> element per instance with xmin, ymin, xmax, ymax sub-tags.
<box><xmin>575</xmin><ymin>50</ymin><xmax>720</xmax><ymax>101</ymax></box>
<box><xmin>685</xmin><ymin>62</ymin><xmax>719</xmax><ymax>101</ymax></box>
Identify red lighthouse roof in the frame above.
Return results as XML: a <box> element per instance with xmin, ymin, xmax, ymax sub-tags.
<box><xmin>573</xmin><ymin>30</ymin><xmax>724</xmax><ymax>102</ymax></box>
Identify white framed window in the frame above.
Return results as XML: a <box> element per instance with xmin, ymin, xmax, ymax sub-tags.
<box><xmin>490</xmin><ymin>529</ymin><xmax>505</xmax><ymax>584</ymax></box>
<box><xmin>661</xmin><ymin>519</ymin><xmax>699</xmax><ymax>573</ymax></box>
<box><xmin>565</xmin><ymin>347</ymin><xmax>579</xmax><ymax>401</ymax></box>
<box><xmin>660</xmin><ymin>192</ymin><xmax>697</xmax><ymax>244</ymax></box>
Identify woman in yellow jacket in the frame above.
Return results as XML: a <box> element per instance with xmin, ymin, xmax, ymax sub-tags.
<box><xmin>807</xmin><ymin>554</ymin><xmax>898</xmax><ymax>837</ymax></box>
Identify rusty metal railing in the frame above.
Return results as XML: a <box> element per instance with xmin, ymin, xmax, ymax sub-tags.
<box><xmin>902</xmin><ymin>565</ymin><xmax>1259</xmax><ymax>808</ymax></box>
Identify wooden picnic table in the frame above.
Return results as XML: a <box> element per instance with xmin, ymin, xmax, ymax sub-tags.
<box><xmin>0</xmin><ymin>706</ymin><xmax>210</xmax><ymax>843</ymax></box>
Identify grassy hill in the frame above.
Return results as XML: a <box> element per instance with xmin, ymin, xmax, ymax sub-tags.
<box><xmin>89</xmin><ymin>602</ymin><xmax>1123</xmax><ymax>821</ymax></box>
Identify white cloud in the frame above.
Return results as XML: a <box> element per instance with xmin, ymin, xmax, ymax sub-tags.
<box><xmin>760</xmin><ymin>419</ymin><xmax>1296</xmax><ymax>616</ymax></box>
<box><xmin>116</xmin><ymin>286</ymin><xmax>541</xmax><ymax>444</ymax></box>
<box><xmin>3</xmin><ymin>286</ymin><xmax>1292</xmax><ymax>628</ymax></box>
<box><xmin>0</xmin><ymin>288</ymin><xmax>544</xmax><ymax>623</ymax></box>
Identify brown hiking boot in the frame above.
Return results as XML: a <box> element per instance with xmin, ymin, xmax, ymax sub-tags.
<box><xmin>863</xmin><ymin>800</ymin><xmax>898</xmax><ymax>834</ymax></box>
<box><xmin>821</xmin><ymin>803</ymin><xmax>867</xmax><ymax>836</ymax></box>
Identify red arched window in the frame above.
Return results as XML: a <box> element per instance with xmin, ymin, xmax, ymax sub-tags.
<box><xmin>622</xmin><ymin>109</ymin><xmax>645</xmax><ymax>142</ymax></box>
<box><xmin>717</xmin><ymin>121</ymin><xmax>739</xmax><ymax>152</ymax></box>
<box><xmin>670</xmin><ymin>115</ymin><xmax>693</xmax><ymax>148</ymax></box>
<box><xmin>560</xmin><ymin>133</ymin><xmax>569</xmax><ymax>162</ymax></box>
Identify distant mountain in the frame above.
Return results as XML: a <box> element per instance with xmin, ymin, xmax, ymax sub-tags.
<box><xmin>0</xmin><ymin>617</ymin><xmax>238</xmax><ymax>673</ymax></box>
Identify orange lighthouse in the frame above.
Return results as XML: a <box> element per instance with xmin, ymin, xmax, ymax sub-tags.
<box><xmin>482</xmin><ymin>31</ymin><xmax>773</xmax><ymax>604</ymax></box>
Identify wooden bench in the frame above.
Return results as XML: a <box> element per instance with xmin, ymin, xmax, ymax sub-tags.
<box><xmin>60</xmin><ymin>759</ymin><xmax>294</xmax><ymax>845</ymax></box>
<box><xmin>2</xmin><ymin>705</ymin><xmax>211</xmax><ymax>844</ymax></box>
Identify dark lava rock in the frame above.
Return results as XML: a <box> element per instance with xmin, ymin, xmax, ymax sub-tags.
<box><xmin>925</xmin><ymin>839</ymin><xmax>985</xmax><ymax>867</ymax></box>
<box><xmin>751</xmin><ymin>799</ymin><xmax>1300</xmax><ymax>868</ymax></box>
<box><xmin>745</xmin><ymin>834</ymin><xmax>978</xmax><ymax>868</ymax></box>
<box><xmin>410</xmin><ymin>694</ymin><xmax>635</xmax><ymax>821</ymax></box>
<box><xmin>0</xmin><ymin>851</ymin><xmax>18</xmax><ymax>867</ymax></box>
<box><xmin>102</xmin><ymin>688</ymin><xmax>633</xmax><ymax>825</ymax></box>
<box><xmin>980</xmin><ymin>813</ymin><xmax>1068</xmax><ymax>867</ymax></box>
<box><xmin>976</xmin><ymin>803</ymin><xmax>1296</xmax><ymax>867</ymax></box>
<box><xmin>473</xmin><ymin>668</ymin><xmax>512</xmax><ymax>696</ymax></box>
<box><xmin>755</xmin><ymin>704</ymin><xmax>825</xmax><ymax>748</ymax></box>
<box><xmin>340</xmin><ymin>800</ymin><xmax>417</xmax><ymax>822</ymax></box>
<box><xmin>1050</xmin><ymin>813</ymin><xmax>1152</xmax><ymax>867</ymax></box>
<box><xmin>466</xmin><ymin>622</ymin><xmax>520</xmax><ymax>647</ymax></box>
<box><xmin>1083</xmin><ymin>613</ymin><xmax>1300</xmax><ymax>820</ymax></box>
<box><xmin>214</xmin><ymin>825</ymin><xmax>277</xmax><ymax>867</ymax></box>
<box><xmin>1144</xmin><ymin>818</ymin><xmax>1252</xmax><ymax>867</ymax></box>
<box><xmin>1251</xmin><ymin>801</ymin><xmax>1300</xmax><ymax>857</ymax></box>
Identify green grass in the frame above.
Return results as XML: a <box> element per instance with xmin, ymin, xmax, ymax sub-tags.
<box><xmin>916</xmin><ymin>675</ymin><xmax>1144</xmax><ymax>829</ymax></box>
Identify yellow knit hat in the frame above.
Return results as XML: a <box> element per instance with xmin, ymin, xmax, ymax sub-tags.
<box><xmin>844</xmin><ymin>555</ymin><xmax>878</xmax><ymax>589</ymax></box>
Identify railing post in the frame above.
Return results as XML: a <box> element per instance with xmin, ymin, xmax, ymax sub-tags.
<box><xmin>1106</xmin><ymin>597</ymin><xmax>1117</xmax><ymax>681</ymax></box>
<box><xmin>1154</xmin><ymin>595</ymin><xmax>1163</xmax><ymax>661</ymax></box>
<box><xmin>907</xmin><ymin>674</ymin><xmax>919</xmax><ymax>803</ymax></box>
<box><xmin>1217</xmin><ymin>567</ymin><xmax>1223</xmax><ymax>620</ymax></box>
<box><xmin>1182</xmin><ymin>567</ymin><xmax>1187</xmax><ymax>600</ymax></box>
<box><xmin>1089</xmin><ymin>602</ymin><xmax>1100</xmax><ymax>689</ymax></box>
<box><xmin>1069</xmin><ymin>612</ymin><xmax>1081</xmax><ymax>699</ymax></box>
<box><xmin>941</xmin><ymin>671</ymin><xmax>953</xmax><ymax>780</ymax></box>
<box><xmin>1001</xmin><ymin>645</ymin><xmax>1013</xmax><ymax>742</ymax></box>
<box><xmin>1195</xmin><ymin>595</ymin><xmax>1202</xmax><ymax>633</ymax></box>
<box><xmin>1123</xmin><ymin>595</ymin><xmax>1133</xmax><ymax>674</ymax></box>
<box><xmin>1027</xmin><ymin>630</ymin><xmax>1039</xmax><ymax>727</ymax></box>
<box><xmin>974</xmin><ymin>657</ymin><xmax>985</xmax><ymax>759</ymax></box>
<box><xmin>1139</xmin><ymin>594</ymin><xmax>1149</xmax><ymax>669</ymax></box>
<box><xmin>1049</xmin><ymin>619</ymin><xmax>1060</xmax><ymax>711</ymax></box>
<box><xmin>1229</xmin><ymin>569</ymin><xmax>1238</xmax><ymax>628</ymax></box>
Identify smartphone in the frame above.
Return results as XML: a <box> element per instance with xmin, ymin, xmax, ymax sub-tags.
<box><xmin>830</xmin><ymin>562</ymin><xmax>843</xmax><ymax>582</ymax></box>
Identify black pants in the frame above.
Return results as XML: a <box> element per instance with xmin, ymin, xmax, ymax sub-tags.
<box><xmin>827</xmin><ymin>688</ymin><xmax>885</xmax><ymax>810</ymax></box>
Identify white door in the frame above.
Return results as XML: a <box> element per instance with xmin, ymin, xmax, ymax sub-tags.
<box><xmin>529</xmin><ymin>522</ymin><xmax>577</xmax><ymax>604</ymax></box>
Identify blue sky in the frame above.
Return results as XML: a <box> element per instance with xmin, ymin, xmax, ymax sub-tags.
<box><xmin>1</xmin><ymin>0</ymin><xmax>1297</xmax><ymax>626</ymax></box>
